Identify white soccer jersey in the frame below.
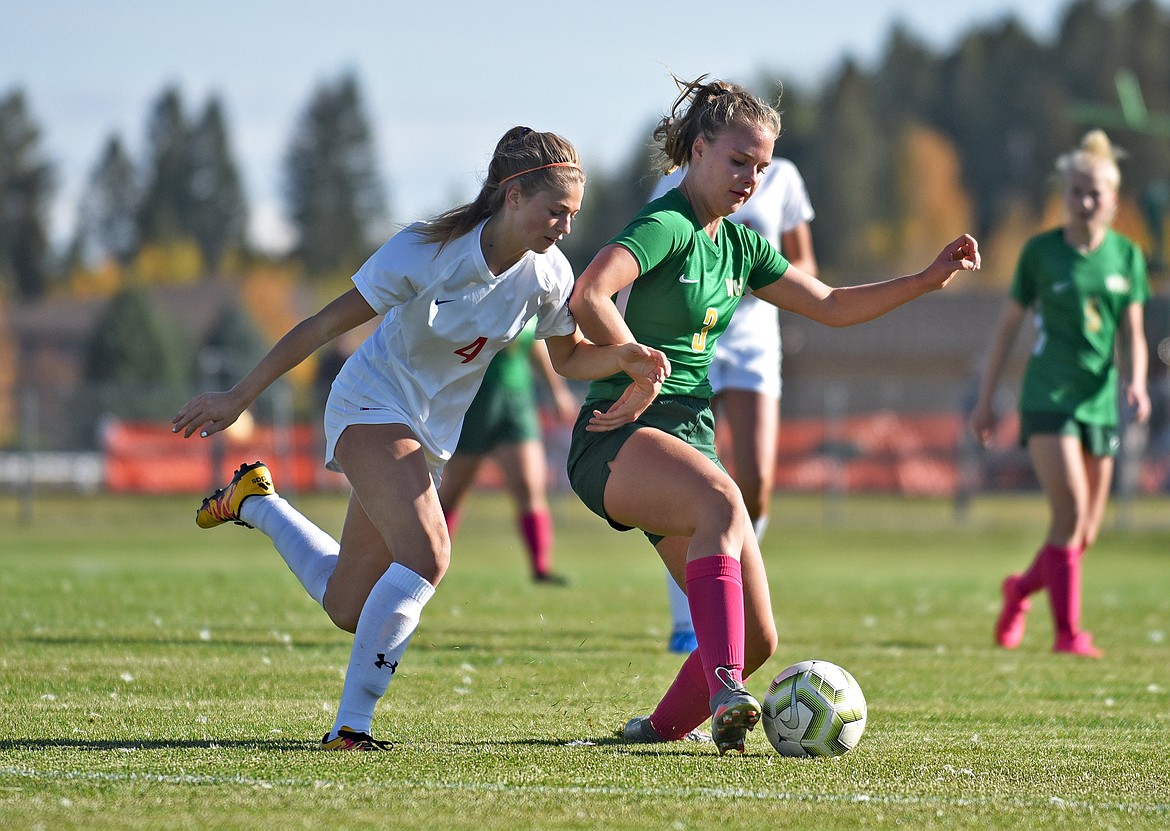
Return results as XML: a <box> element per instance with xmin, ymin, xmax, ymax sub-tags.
<box><xmin>325</xmin><ymin>218</ymin><xmax>577</xmax><ymax>473</ymax></box>
<box><xmin>650</xmin><ymin>159</ymin><xmax>814</xmax><ymax>395</ymax></box>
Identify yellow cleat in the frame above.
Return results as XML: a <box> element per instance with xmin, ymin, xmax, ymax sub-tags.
<box><xmin>195</xmin><ymin>461</ymin><xmax>274</xmax><ymax>529</ymax></box>
<box><xmin>320</xmin><ymin>727</ymin><xmax>392</xmax><ymax>751</ymax></box>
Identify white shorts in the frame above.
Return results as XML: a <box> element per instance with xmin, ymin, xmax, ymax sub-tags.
<box><xmin>710</xmin><ymin>300</ymin><xmax>782</xmax><ymax>400</ymax></box>
<box><xmin>323</xmin><ymin>390</ymin><xmax>446</xmax><ymax>488</ymax></box>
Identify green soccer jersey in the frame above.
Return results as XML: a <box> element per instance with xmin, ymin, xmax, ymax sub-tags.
<box><xmin>1011</xmin><ymin>228</ymin><xmax>1149</xmax><ymax>425</ymax></box>
<box><xmin>585</xmin><ymin>189</ymin><xmax>789</xmax><ymax>401</ymax></box>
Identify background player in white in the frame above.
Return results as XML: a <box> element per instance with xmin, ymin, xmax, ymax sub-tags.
<box><xmin>171</xmin><ymin>127</ymin><xmax>670</xmax><ymax>751</ymax></box>
<box><xmin>649</xmin><ymin>158</ymin><xmax>819</xmax><ymax>653</ymax></box>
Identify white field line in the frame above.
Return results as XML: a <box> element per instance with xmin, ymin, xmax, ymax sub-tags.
<box><xmin>2</xmin><ymin>766</ymin><xmax>1168</xmax><ymax>815</ymax></box>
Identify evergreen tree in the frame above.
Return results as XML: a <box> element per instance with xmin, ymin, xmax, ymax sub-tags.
<box><xmin>283</xmin><ymin>73</ymin><xmax>386</xmax><ymax>276</ymax></box>
<box><xmin>83</xmin><ymin>286</ymin><xmax>191</xmax><ymax>419</ymax></box>
<box><xmin>0</xmin><ymin>88</ymin><xmax>54</xmax><ymax>299</ymax></box>
<box><xmin>805</xmin><ymin>62</ymin><xmax>887</xmax><ymax>275</ymax></box>
<box><xmin>73</xmin><ymin>134</ymin><xmax>139</xmax><ymax>268</ymax></box>
<box><xmin>200</xmin><ymin>302</ymin><xmax>267</xmax><ymax>388</ymax></box>
<box><xmin>188</xmin><ymin>97</ymin><xmax>247</xmax><ymax>272</ymax></box>
<box><xmin>559</xmin><ymin>123</ymin><xmax>658</xmax><ymax>274</ymax></box>
<box><xmin>137</xmin><ymin>87</ymin><xmax>192</xmax><ymax>248</ymax></box>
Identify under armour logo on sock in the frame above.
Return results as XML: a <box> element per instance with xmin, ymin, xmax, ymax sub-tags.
<box><xmin>374</xmin><ymin>654</ymin><xmax>399</xmax><ymax>673</ymax></box>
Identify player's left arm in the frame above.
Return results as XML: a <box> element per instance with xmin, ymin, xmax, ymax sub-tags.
<box><xmin>754</xmin><ymin>234</ymin><xmax>980</xmax><ymax>327</ymax></box>
<box><xmin>1122</xmin><ymin>301</ymin><xmax>1151</xmax><ymax>423</ymax></box>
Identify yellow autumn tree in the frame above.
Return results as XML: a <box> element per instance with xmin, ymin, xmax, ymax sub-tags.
<box><xmin>892</xmin><ymin>124</ymin><xmax>976</xmax><ymax>277</ymax></box>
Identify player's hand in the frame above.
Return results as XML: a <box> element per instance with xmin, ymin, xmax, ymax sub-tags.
<box><xmin>927</xmin><ymin>234</ymin><xmax>981</xmax><ymax>290</ymax></box>
<box><xmin>1127</xmin><ymin>383</ymin><xmax>1152</xmax><ymax>424</ymax></box>
<box><xmin>171</xmin><ymin>390</ymin><xmax>248</xmax><ymax>438</ymax></box>
<box><xmin>615</xmin><ymin>343</ymin><xmax>670</xmax><ymax>388</ymax></box>
<box><xmin>969</xmin><ymin>399</ymin><xmax>997</xmax><ymax>447</ymax></box>
<box><xmin>586</xmin><ymin>344</ymin><xmax>670</xmax><ymax>432</ymax></box>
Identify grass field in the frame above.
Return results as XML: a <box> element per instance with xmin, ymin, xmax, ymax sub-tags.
<box><xmin>1</xmin><ymin>489</ymin><xmax>1167</xmax><ymax>830</ymax></box>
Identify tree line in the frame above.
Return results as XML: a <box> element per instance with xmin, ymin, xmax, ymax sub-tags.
<box><xmin>1</xmin><ymin>0</ymin><xmax>1168</xmax><ymax>305</ymax></box>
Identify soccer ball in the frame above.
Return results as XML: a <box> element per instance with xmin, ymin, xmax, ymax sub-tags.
<box><xmin>761</xmin><ymin>659</ymin><xmax>867</xmax><ymax>758</ymax></box>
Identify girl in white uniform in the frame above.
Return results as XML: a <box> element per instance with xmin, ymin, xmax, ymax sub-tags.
<box><xmin>172</xmin><ymin>126</ymin><xmax>670</xmax><ymax>750</ymax></box>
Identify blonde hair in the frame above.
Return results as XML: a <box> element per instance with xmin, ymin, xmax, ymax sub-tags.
<box><xmin>1056</xmin><ymin>129</ymin><xmax>1125</xmax><ymax>190</ymax></box>
<box><xmin>651</xmin><ymin>75</ymin><xmax>781</xmax><ymax>175</ymax></box>
<box><xmin>418</xmin><ymin>127</ymin><xmax>584</xmax><ymax>249</ymax></box>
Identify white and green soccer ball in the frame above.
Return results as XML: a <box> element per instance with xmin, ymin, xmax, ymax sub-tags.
<box><xmin>762</xmin><ymin>659</ymin><xmax>867</xmax><ymax>758</ymax></box>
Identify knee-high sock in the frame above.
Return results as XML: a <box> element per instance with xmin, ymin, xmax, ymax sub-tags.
<box><xmin>649</xmin><ymin>650</ymin><xmax>710</xmax><ymax>739</ymax></box>
<box><xmin>665</xmin><ymin>569</ymin><xmax>694</xmax><ymax>633</ymax></box>
<box><xmin>1015</xmin><ymin>543</ymin><xmax>1053</xmax><ymax>597</ymax></box>
<box><xmin>1042</xmin><ymin>544</ymin><xmax>1084</xmax><ymax>640</ymax></box>
<box><xmin>241</xmin><ymin>495</ymin><xmax>338</xmax><ymax>606</ymax></box>
<box><xmin>685</xmin><ymin>555</ymin><xmax>746</xmax><ymax>698</ymax></box>
<box><xmin>331</xmin><ymin>563</ymin><xmax>435</xmax><ymax>736</ymax></box>
<box><xmin>752</xmin><ymin>515</ymin><xmax>769</xmax><ymax>542</ymax></box>
<box><xmin>519</xmin><ymin>509</ymin><xmax>553</xmax><ymax>577</ymax></box>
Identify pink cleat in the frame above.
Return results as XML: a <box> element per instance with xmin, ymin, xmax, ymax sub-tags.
<box><xmin>1053</xmin><ymin>632</ymin><xmax>1102</xmax><ymax>659</ymax></box>
<box><xmin>995</xmin><ymin>574</ymin><xmax>1030</xmax><ymax>649</ymax></box>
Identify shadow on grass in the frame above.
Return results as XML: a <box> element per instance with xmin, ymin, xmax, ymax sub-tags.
<box><xmin>1</xmin><ymin>734</ymin><xmax>699</xmax><ymax>754</ymax></box>
<box><xmin>0</xmin><ymin>737</ymin><xmax>313</xmax><ymax>752</ymax></box>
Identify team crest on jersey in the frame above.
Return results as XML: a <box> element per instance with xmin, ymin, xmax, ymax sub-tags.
<box><xmin>1105</xmin><ymin>274</ymin><xmax>1130</xmax><ymax>295</ymax></box>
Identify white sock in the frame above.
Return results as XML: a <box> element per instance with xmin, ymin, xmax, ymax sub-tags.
<box><xmin>665</xmin><ymin>568</ymin><xmax>693</xmax><ymax>633</ymax></box>
<box><xmin>330</xmin><ymin>563</ymin><xmax>436</xmax><ymax>737</ymax></box>
<box><xmin>240</xmin><ymin>494</ymin><xmax>338</xmax><ymax>606</ymax></box>
<box><xmin>753</xmin><ymin>514</ymin><xmax>769</xmax><ymax>542</ymax></box>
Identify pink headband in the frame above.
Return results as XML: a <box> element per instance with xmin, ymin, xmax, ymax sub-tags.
<box><xmin>497</xmin><ymin>162</ymin><xmax>582</xmax><ymax>187</ymax></box>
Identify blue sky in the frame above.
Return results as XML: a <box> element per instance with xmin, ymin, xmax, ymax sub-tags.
<box><xmin>3</xmin><ymin>0</ymin><xmax>1158</xmax><ymax>253</ymax></box>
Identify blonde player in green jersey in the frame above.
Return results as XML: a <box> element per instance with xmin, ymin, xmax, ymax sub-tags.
<box><xmin>173</xmin><ymin>127</ymin><xmax>670</xmax><ymax>751</ymax></box>
<box><xmin>567</xmin><ymin>75</ymin><xmax>981</xmax><ymax>754</ymax></box>
<box><xmin>972</xmin><ymin>130</ymin><xmax>1151</xmax><ymax>659</ymax></box>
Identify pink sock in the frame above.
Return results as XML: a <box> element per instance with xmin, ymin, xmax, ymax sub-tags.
<box><xmin>520</xmin><ymin>510</ymin><xmax>553</xmax><ymax>578</ymax></box>
<box><xmin>648</xmin><ymin>651</ymin><xmax>711</xmax><ymax>740</ymax></box>
<box><xmin>444</xmin><ymin>508</ymin><xmax>461</xmax><ymax>538</ymax></box>
<box><xmin>685</xmin><ymin>555</ymin><xmax>745</xmax><ymax>698</ymax></box>
<box><xmin>1016</xmin><ymin>544</ymin><xmax>1051</xmax><ymax>596</ymax></box>
<box><xmin>1042</xmin><ymin>544</ymin><xmax>1084</xmax><ymax>639</ymax></box>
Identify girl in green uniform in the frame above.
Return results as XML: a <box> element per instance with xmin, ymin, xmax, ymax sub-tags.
<box><xmin>568</xmin><ymin>76</ymin><xmax>981</xmax><ymax>754</ymax></box>
<box><xmin>972</xmin><ymin>130</ymin><xmax>1150</xmax><ymax>658</ymax></box>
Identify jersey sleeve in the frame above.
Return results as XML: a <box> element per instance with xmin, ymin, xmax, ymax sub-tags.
<box><xmin>609</xmin><ymin>200</ymin><xmax>689</xmax><ymax>275</ymax></box>
<box><xmin>1126</xmin><ymin>238</ymin><xmax>1150</xmax><ymax>305</ymax></box>
<box><xmin>350</xmin><ymin>225</ymin><xmax>431</xmax><ymax>315</ymax></box>
<box><xmin>1009</xmin><ymin>237</ymin><xmax>1039</xmax><ymax>307</ymax></box>
<box><xmin>776</xmin><ymin>159</ymin><xmax>816</xmax><ymax>233</ymax></box>
<box><xmin>533</xmin><ymin>251</ymin><xmax>578</xmax><ymax>340</ymax></box>
<box><xmin>743</xmin><ymin>225</ymin><xmax>790</xmax><ymax>291</ymax></box>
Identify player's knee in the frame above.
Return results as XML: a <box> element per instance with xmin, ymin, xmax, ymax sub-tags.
<box><xmin>699</xmin><ymin>477</ymin><xmax>750</xmax><ymax>529</ymax></box>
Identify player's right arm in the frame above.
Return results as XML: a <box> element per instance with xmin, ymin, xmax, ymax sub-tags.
<box><xmin>969</xmin><ymin>300</ymin><xmax>1028</xmax><ymax>445</ymax></box>
<box><xmin>568</xmin><ymin>243</ymin><xmax>641</xmax><ymax>347</ymax></box>
<box><xmin>172</xmin><ymin>288</ymin><xmax>377</xmax><ymax>438</ymax></box>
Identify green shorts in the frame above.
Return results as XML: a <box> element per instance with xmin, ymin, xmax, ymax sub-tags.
<box><xmin>1019</xmin><ymin>411</ymin><xmax>1120</xmax><ymax>457</ymax></box>
<box><xmin>567</xmin><ymin>396</ymin><xmax>723</xmax><ymax>542</ymax></box>
<box><xmin>455</xmin><ymin>382</ymin><xmax>540</xmax><ymax>455</ymax></box>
